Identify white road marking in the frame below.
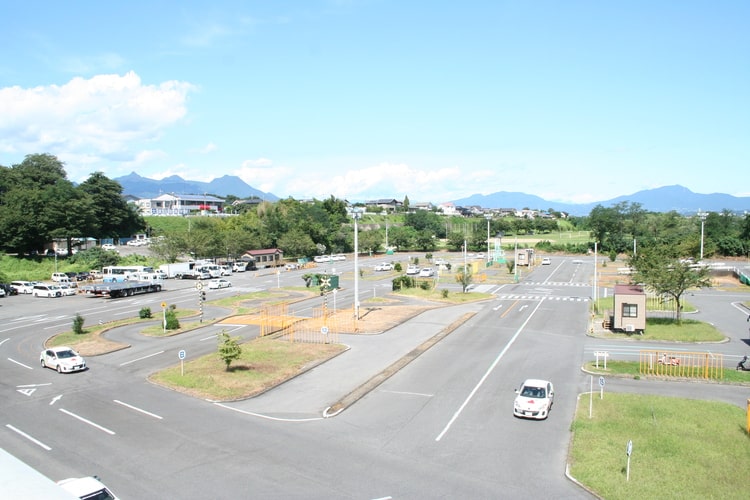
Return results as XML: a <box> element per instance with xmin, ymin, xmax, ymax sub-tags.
<box><xmin>6</xmin><ymin>424</ymin><xmax>51</xmax><ymax>451</ymax></box>
<box><xmin>435</xmin><ymin>299</ymin><xmax>544</xmax><ymax>442</ymax></box>
<box><xmin>214</xmin><ymin>402</ymin><xmax>323</xmax><ymax>422</ymax></box>
<box><xmin>50</xmin><ymin>395</ymin><xmax>63</xmax><ymax>405</ymax></box>
<box><xmin>119</xmin><ymin>350</ymin><xmax>165</xmax><ymax>366</ymax></box>
<box><xmin>59</xmin><ymin>408</ymin><xmax>116</xmax><ymax>435</ymax></box>
<box><xmin>7</xmin><ymin>358</ymin><xmax>33</xmax><ymax>370</ymax></box>
<box><xmin>114</xmin><ymin>400</ymin><xmax>163</xmax><ymax>420</ymax></box>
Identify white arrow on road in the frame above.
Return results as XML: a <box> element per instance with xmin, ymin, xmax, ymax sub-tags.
<box><xmin>50</xmin><ymin>394</ymin><xmax>62</xmax><ymax>405</ymax></box>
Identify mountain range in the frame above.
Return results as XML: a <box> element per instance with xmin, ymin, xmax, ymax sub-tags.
<box><xmin>115</xmin><ymin>172</ymin><xmax>749</xmax><ymax>217</ymax></box>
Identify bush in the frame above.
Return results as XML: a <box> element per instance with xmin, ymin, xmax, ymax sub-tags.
<box><xmin>165</xmin><ymin>309</ymin><xmax>180</xmax><ymax>330</ymax></box>
<box><xmin>139</xmin><ymin>307</ymin><xmax>152</xmax><ymax>319</ymax></box>
<box><xmin>72</xmin><ymin>313</ymin><xmax>85</xmax><ymax>334</ymax></box>
<box><xmin>441</xmin><ymin>289</ymin><xmax>449</xmax><ymax>299</ymax></box>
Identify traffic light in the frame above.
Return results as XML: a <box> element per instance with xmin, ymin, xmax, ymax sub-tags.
<box><xmin>200</xmin><ymin>291</ymin><xmax>206</xmax><ymax>301</ymax></box>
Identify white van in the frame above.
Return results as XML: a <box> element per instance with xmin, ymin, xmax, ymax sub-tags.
<box><xmin>51</xmin><ymin>272</ymin><xmax>70</xmax><ymax>282</ymax></box>
<box><xmin>33</xmin><ymin>283</ymin><xmax>62</xmax><ymax>298</ymax></box>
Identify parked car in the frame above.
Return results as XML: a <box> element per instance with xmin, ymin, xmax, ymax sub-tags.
<box><xmin>33</xmin><ymin>283</ymin><xmax>62</xmax><ymax>298</ymax></box>
<box><xmin>406</xmin><ymin>264</ymin><xmax>420</xmax><ymax>275</ymax></box>
<box><xmin>208</xmin><ymin>278</ymin><xmax>232</xmax><ymax>289</ymax></box>
<box><xmin>541</xmin><ymin>257</ymin><xmax>551</xmax><ymax>265</ymax></box>
<box><xmin>232</xmin><ymin>262</ymin><xmax>246</xmax><ymax>272</ymax></box>
<box><xmin>332</xmin><ymin>254</ymin><xmax>347</xmax><ymax>261</ymax></box>
<box><xmin>59</xmin><ymin>284</ymin><xmax>77</xmax><ymax>296</ymax></box>
<box><xmin>374</xmin><ymin>262</ymin><xmax>394</xmax><ymax>271</ymax></box>
<box><xmin>220</xmin><ymin>266</ymin><xmax>233</xmax><ymax>276</ymax></box>
<box><xmin>11</xmin><ymin>281</ymin><xmax>36</xmax><ymax>294</ymax></box>
<box><xmin>314</xmin><ymin>255</ymin><xmax>331</xmax><ymax>263</ymax></box>
<box><xmin>101</xmin><ymin>243</ymin><xmax>117</xmax><ymax>251</ymax></box>
<box><xmin>40</xmin><ymin>346</ymin><xmax>86</xmax><ymax>373</ymax></box>
<box><xmin>0</xmin><ymin>283</ymin><xmax>18</xmax><ymax>296</ymax></box>
<box><xmin>418</xmin><ymin>267</ymin><xmax>435</xmax><ymax>277</ymax></box>
<box><xmin>51</xmin><ymin>272</ymin><xmax>69</xmax><ymax>282</ymax></box>
<box><xmin>0</xmin><ymin>288</ymin><xmax>5</xmax><ymax>298</ymax></box>
<box><xmin>179</xmin><ymin>271</ymin><xmax>211</xmax><ymax>280</ymax></box>
<box><xmin>284</xmin><ymin>263</ymin><xmax>298</xmax><ymax>271</ymax></box>
<box><xmin>513</xmin><ymin>379</ymin><xmax>554</xmax><ymax>420</ymax></box>
<box><xmin>76</xmin><ymin>271</ymin><xmax>91</xmax><ymax>281</ymax></box>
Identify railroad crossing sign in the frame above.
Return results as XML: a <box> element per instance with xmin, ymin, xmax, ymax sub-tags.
<box><xmin>320</xmin><ymin>276</ymin><xmax>331</xmax><ymax>290</ymax></box>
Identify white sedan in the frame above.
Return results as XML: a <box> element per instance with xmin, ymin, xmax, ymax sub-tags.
<box><xmin>418</xmin><ymin>267</ymin><xmax>435</xmax><ymax>277</ymax></box>
<box><xmin>208</xmin><ymin>278</ymin><xmax>232</xmax><ymax>289</ymax></box>
<box><xmin>513</xmin><ymin>379</ymin><xmax>554</xmax><ymax>419</ymax></box>
<box><xmin>40</xmin><ymin>347</ymin><xmax>87</xmax><ymax>373</ymax></box>
<box><xmin>374</xmin><ymin>262</ymin><xmax>394</xmax><ymax>271</ymax></box>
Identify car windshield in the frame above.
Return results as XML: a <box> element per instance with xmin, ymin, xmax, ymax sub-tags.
<box><xmin>57</xmin><ymin>350</ymin><xmax>77</xmax><ymax>359</ymax></box>
<box><xmin>521</xmin><ymin>386</ymin><xmax>545</xmax><ymax>398</ymax></box>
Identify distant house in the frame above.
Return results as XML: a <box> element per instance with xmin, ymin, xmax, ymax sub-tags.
<box><xmin>364</xmin><ymin>199</ymin><xmax>403</xmax><ymax>211</ymax></box>
<box><xmin>133</xmin><ymin>194</ymin><xmax>225</xmax><ymax>216</ymax></box>
<box><xmin>241</xmin><ymin>248</ymin><xmax>284</xmax><ymax>268</ymax></box>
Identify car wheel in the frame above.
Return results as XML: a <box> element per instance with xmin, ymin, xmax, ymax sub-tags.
<box><xmin>41</xmin><ymin>359</ymin><xmax>46</xmax><ymax>368</ymax></box>
<box><xmin>56</xmin><ymin>364</ymin><xmax>62</xmax><ymax>373</ymax></box>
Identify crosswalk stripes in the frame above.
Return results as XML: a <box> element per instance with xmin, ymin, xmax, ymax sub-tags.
<box><xmin>493</xmin><ymin>294</ymin><xmax>590</xmax><ymax>302</ymax></box>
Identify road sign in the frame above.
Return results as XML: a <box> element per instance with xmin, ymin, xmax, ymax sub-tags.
<box><xmin>320</xmin><ymin>326</ymin><xmax>329</xmax><ymax>335</ymax></box>
<box><xmin>598</xmin><ymin>376</ymin><xmax>605</xmax><ymax>387</ymax></box>
<box><xmin>626</xmin><ymin>440</ymin><xmax>633</xmax><ymax>456</ymax></box>
<box><xmin>161</xmin><ymin>302</ymin><xmax>167</xmax><ymax>308</ymax></box>
<box><xmin>195</xmin><ymin>282</ymin><xmax>204</xmax><ymax>290</ymax></box>
<box><xmin>178</xmin><ymin>350</ymin><xmax>186</xmax><ymax>360</ymax></box>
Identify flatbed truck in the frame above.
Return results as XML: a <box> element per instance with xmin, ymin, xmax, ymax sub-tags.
<box><xmin>80</xmin><ymin>281</ymin><xmax>163</xmax><ymax>298</ymax></box>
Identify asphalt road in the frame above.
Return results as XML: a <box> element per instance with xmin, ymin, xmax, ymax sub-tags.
<box><xmin>1</xmin><ymin>254</ymin><xmax>749</xmax><ymax>498</ymax></box>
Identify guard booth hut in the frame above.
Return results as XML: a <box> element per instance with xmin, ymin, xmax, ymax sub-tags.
<box><xmin>612</xmin><ymin>284</ymin><xmax>646</xmax><ymax>334</ymax></box>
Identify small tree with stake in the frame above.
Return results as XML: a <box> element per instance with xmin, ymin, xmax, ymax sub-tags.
<box><xmin>217</xmin><ymin>331</ymin><xmax>242</xmax><ymax>371</ymax></box>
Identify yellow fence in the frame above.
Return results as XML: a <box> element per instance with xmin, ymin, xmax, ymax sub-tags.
<box><xmin>639</xmin><ymin>350</ymin><xmax>724</xmax><ymax>379</ymax></box>
<box><xmin>258</xmin><ymin>303</ymin><xmax>358</xmax><ymax>344</ymax></box>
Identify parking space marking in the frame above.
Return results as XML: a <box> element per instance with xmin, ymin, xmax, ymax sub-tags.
<box><xmin>7</xmin><ymin>358</ymin><xmax>34</xmax><ymax>370</ymax></box>
<box><xmin>114</xmin><ymin>400</ymin><xmax>163</xmax><ymax>420</ymax></box>
<box><xmin>119</xmin><ymin>350</ymin><xmax>164</xmax><ymax>366</ymax></box>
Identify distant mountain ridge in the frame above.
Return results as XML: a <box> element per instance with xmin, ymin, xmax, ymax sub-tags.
<box><xmin>116</xmin><ymin>173</ymin><xmax>749</xmax><ymax>216</ymax></box>
<box><xmin>451</xmin><ymin>185</ymin><xmax>750</xmax><ymax>216</ymax></box>
<box><xmin>115</xmin><ymin>172</ymin><xmax>279</xmax><ymax>201</ymax></box>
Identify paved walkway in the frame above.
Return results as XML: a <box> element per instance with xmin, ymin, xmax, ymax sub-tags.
<box><xmin>217</xmin><ymin>301</ymin><xmax>486</xmax><ymax>419</ymax></box>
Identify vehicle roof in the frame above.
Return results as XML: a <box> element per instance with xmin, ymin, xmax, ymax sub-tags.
<box><xmin>57</xmin><ymin>476</ymin><xmax>112</xmax><ymax>497</ymax></box>
<box><xmin>521</xmin><ymin>378</ymin><xmax>551</xmax><ymax>387</ymax></box>
<box><xmin>49</xmin><ymin>346</ymin><xmax>76</xmax><ymax>353</ymax></box>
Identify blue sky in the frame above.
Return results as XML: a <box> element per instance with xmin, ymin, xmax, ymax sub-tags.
<box><xmin>1</xmin><ymin>1</ymin><xmax>748</xmax><ymax>205</ymax></box>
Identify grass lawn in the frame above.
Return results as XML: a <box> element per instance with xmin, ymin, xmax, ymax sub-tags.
<box><xmin>150</xmin><ymin>337</ymin><xmax>345</xmax><ymax>401</ymax></box>
<box><xmin>593</xmin><ymin>318</ymin><xmax>725</xmax><ymax>342</ymax></box>
<box><xmin>569</xmin><ymin>393</ymin><xmax>750</xmax><ymax>499</ymax></box>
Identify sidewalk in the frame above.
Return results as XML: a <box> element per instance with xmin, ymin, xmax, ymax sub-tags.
<box><xmin>217</xmin><ymin>301</ymin><xmax>486</xmax><ymax>419</ymax></box>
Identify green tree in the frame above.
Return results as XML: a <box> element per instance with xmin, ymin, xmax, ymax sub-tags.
<box><xmin>455</xmin><ymin>264</ymin><xmax>473</xmax><ymax>293</ymax></box>
<box><xmin>217</xmin><ymin>331</ymin><xmax>242</xmax><ymax>371</ymax></box>
<box><xmin>629</xmin><ymin>248</ymin><xmax>711</xmax><ymax>324</ymax></box>
<box><xmin>78</xmin><ymin>172</ymin><xmax>145</xmax><ymax>240</ymax></box>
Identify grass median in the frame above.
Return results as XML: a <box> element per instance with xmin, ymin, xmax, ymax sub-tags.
<box><xmin>569</xmin><ymin>393</ymin><xmax>750</xmax><ymax>499</ymax></box>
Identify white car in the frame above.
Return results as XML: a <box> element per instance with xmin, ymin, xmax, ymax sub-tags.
<box><xmin>406</xmin><ymin>265</ymin><xmax>420</xmax><ymax>275</ymax></box>
<box><xmin>40</xmin><ymin>346</ymin><xmax>86</xmax><ymax>373</ymax></box>
<box><xmin>513</xmin><ymin>379</ymin><xmax>554</xmax><ymax>420</ymax></box>
<box><xmin>332</xmin><ymin>254</ymin><xmax>347</xmax><ymax>261</ymax></box>
<box><xmin>374</xmin><ymin>262</ymin><xmax>393</xmax><ymax>271</ymax></box>
<box><xmin>314</xmin><ymin>255</ymin><xmax>331</xmax><ymax>263</ymax></box>
<box><xmin>101</xmin><ymin>243</ymin><xmax>117</xmax><ymax>251</ymax></box>
<box><xmin>418</xmin><ymin>267</ymin><xmax>435</xmax><ymax>277</ymax></box>
<box><xmin>208</xmin><ymin>278</ymin><xmax>232</xmax><ymax>289</ymax></box>
<box><xmin>11</xmin><ymin>281</ymin><xmax>36</xmax><ymax>294</ymax></box>
<box><xmin>541</xmin><ymin>257</ymin><xmax>551</xmax><ymax>265</ymax></box>
<box><xmin>33</xmin><ymin>283</ymin><xmax>62</xmax><ymax>298</ymax></box>
<box><xmin>58</xmin><ymin>284</ymin><xmax>77</xmax><ymax>296</ymax></box>
<box><xmin>58</xmin><ymin>476</ymin><xmax>118</xmax><ymax>499</ymax></box>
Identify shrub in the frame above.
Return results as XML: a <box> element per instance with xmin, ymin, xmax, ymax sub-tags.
<box><xmin>441</xmin><ymin>289</ymin><xmax>449</xmax><ymax>299</ymax></box>
<box><xmin>139</xmin><ymin>307</ymin><xmax>152</xmax><ymax>319</ymax></box>
<box><xmin>72</xmin><ymin>313</ymin><xmax>85</xmax><ymax>334</ymax></box>
<box><xmin>165</xmin><ymin>309</ymin><xmax>180</xmax><ymax>330</ymax></box>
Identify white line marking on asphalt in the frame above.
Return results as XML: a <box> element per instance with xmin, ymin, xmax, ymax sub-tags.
<box><xmin>119</xmin><ymin>350</ymin><xmax>165</xmax><ymax>366</ymax></box>
<box><xmin>0</xmin><ymin>338</ymin><xmax>9</xmax><ymax>346</ymax></box>
<box><xmin>435</xmin><ymin>299</ymin><xmax>544</xmax><ymax>442</ymax></box>
<box><xmin>59</xmin><ymin>408</ymin><xmax>116</xmax><ymax>435</ymax></box>
<box><xmin>17</xmin><ymin>383</ymin><xmax>52</xmax><ymax>388</ymax></box>
<box><xmin>8</xmin><ymin>358</ymin><xmax>33</xmax><ymax>369</ymax></box>
<box><xmin>114</xmin><ymin>400</ymin><xmax>163</xmax><ymax>419</ymax></box>
<box><xmin>214</xmin><ymin>403</ymin><xmax>324</xmax><ymax>422</ymax></box>
<box><xmin>50</xmin><ymin>395</ymin><xmax>62</xmax><ymax>405</ymax></box>
<box><xmin>200</xmin><ymin>333</ymin><xmax>220</xmax><ymax>341</ymax></box>
<box><xmin>6</xmin><ymin>424</ymin><xmax>52</xmax><ymax>450</ymax></box>
<box><xmin>381</xmin><ymin>390</ymin><xmax>433</xmax><ymax>398</ymax></box>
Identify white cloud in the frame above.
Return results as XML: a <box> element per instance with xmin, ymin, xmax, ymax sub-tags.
<box><xmin>190</xmin><ymin>142</ymin><xmax>217</xmax><ymax>154</ymax></box>
<box><xmin>0</xmin><ymin>71</ymin><xmax>195</xmax><ymax>180</ymax></box>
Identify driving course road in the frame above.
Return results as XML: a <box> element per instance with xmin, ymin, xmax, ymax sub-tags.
<box><xmin>1</xmin><ymin>256</ymin><xmax>748</xmax><ymax>498</ymax></box>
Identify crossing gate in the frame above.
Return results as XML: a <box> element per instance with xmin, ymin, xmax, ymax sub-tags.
<box><xmin>639</xmin><ymin>350</ymin><xmax>724</xmax><ymax>379</ymax></box>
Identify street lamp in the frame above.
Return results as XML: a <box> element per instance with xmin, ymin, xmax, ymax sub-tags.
<box><xmin>352</xmin><ymin>208</ymin><xmax>363</xmax><ymax>321</ymax></box>
<box><xmin>381</xmin><ymin>210</ymin><xmax>389</xmax><ymax>251</ymax></box>
<box><xmin>698</xmin><ymin>210</ymin><xmax>708</xmax><ymax>261</ymax></box>
<box><xmin>484</xmin><ymin>213</ymin><xmax>492</xmax><ymax>264</ymax></box>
